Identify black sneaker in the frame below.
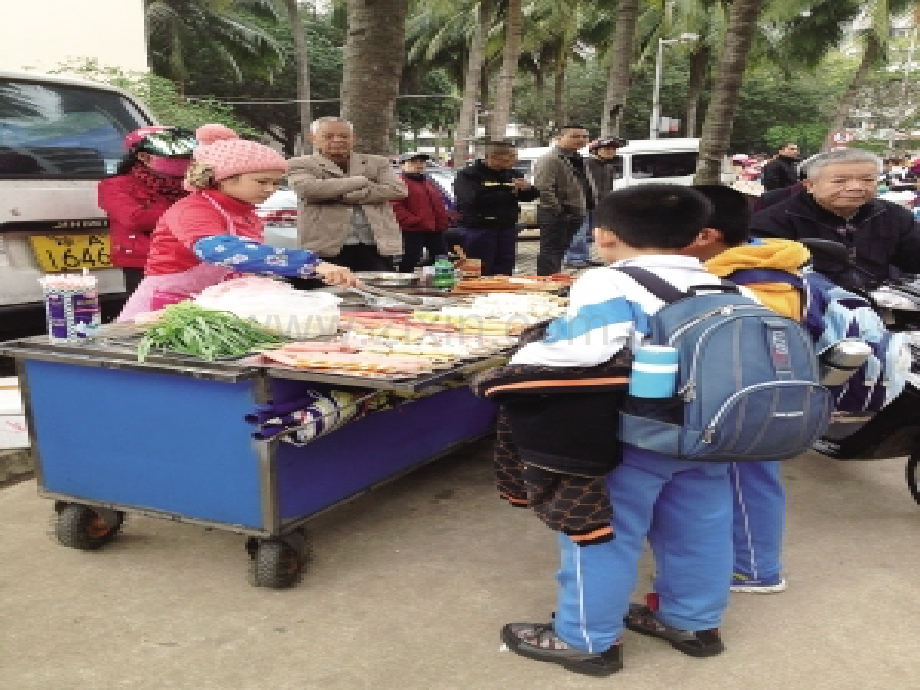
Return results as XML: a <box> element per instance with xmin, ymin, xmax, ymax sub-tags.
<box><xmin>500</xmin><ymin>622</ymin><xmax>623</xmax><ymax>677</ymax></box>
<box><xmin>624</xmin><ymin>604</ymin><xmax>724</xmax><ymax>658</ymax></box>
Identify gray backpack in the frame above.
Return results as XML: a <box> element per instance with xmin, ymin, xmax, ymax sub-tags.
<box><xmin>617</xmin><ymin>266</ymin><xmax>833</xmax><ymax>461</ymax></box>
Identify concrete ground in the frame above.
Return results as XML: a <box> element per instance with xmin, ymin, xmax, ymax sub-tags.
<box><xmin>2</xmin><ymin>240</ymin><xmax>918</xmax><ymax>689</ymax></box>
<box><xmin>1</xmin><ymin>443</ymin><xmax>918</xmax><ymax>690</ymax></box>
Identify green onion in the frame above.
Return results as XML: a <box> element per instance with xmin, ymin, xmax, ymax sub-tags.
<box><xmin>137</xmin><ymin>303</ymin><xmax>285</xmax><ymax>362</ymax></box>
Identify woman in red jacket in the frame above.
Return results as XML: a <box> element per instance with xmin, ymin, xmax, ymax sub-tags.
<box><xmin>117</xmin><ymin>124</ymin><xmax>355</xmax><ymax>322</ymax></box>
<box><xmin>98</xmin><ymin>127</ymin><xmax>197</xmax><ymax>295</ymax></box>
<box><xmin>391</xmin><ymin>152</ymin><xmax>450</xmax><ymax>273</ymax></box>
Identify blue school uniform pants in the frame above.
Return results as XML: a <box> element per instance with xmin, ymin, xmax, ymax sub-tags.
<box><xmin>553</xmin><ymin>446</ymin><xmax>733</xmax><ymax>654</ymax></box>
<box><xmin>730</xmin><ymin>460</ymin><xmax>784</xmax><ymax>581</ymax></box>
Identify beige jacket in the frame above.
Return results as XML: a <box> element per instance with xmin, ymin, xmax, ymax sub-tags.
<box><xmin>532</xmin><ymin>146</ymin><xmax>587</xmax><ymax>215</ymax></box>
<box><xmin>287</xmin><ymin>153</ymin><xmax>407</xmax><ymax>256</ymax></box>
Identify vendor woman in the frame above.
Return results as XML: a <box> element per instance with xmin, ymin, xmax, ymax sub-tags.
<box><xmin>118</xmin><ymin>124</ymin><xmax>356</xmax><ymax>322</ymax></box>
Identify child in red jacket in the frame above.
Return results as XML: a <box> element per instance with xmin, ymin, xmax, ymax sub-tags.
<box><xmin>391</xmin><ymin>152</ymin><xmax>450</xmax><ymax>273</ymax></box>
<box><xmin>97</xmin><ymin>127</ymin><xmax>196</xmax><ymax>294</ymax></box>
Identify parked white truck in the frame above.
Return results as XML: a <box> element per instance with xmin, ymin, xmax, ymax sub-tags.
<box><xmin>0</xmin><ymin>0</ymin><xmax>152</xmax><ymax>342</ymax></box>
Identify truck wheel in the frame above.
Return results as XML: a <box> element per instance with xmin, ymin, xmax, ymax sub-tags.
<box><xmin>907</xmin><ymin>455</ymin><xmax>919</xmax><ymax>505</ymax></box>
<box><xmin>252</xmin><ymin>539</ymin><xmax>305</xmax><ymax>589</ymax></box>
<box><xmin>55</xmin><ymin>504</ymin><xmax>123</xmax><ymax>550</ymax></box>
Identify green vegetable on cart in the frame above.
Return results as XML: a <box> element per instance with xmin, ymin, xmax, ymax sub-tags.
<box><xmin>137</xmin><ymin>303</ymin><xmax>286</xmax><ymax>362</ymax></box>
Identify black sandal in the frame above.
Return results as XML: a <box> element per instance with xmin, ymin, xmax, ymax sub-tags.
<box><xmin>624</xmin><ymin>604</ymin><xmax>724</xmax><ymax>658</ymax></box>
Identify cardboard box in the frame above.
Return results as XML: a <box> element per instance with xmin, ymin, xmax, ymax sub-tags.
<box><xmin>0</xmin><ymin>377</ymin><xmax>29</xmax><ymax>449</ymax></box>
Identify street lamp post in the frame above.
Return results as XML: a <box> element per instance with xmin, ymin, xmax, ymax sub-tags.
<box><xmin>649</xmin><ymin>33</ymin><xmax>700</xmax><ymax>140</ymax></box>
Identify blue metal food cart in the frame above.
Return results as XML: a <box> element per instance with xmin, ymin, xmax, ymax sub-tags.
<box><xmin>1</xmin><ymin>336</ymin><xmax>499</xmax><ymax>588</ymax></box>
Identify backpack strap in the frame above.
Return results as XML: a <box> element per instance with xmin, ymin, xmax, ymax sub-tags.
<box><xmin>727</xmin><ymin>268</ymin><xmax>804</xmax><ymax>290</ymax></box>
<box><xmin>613</xmin><ymin>266</ymin><xmax>685</xmax><ymax>303</ymax></box>
<box><xmin>614</xmin><ymin>265</ymin><xmax>737</xmax><ymax>304</ymax></box>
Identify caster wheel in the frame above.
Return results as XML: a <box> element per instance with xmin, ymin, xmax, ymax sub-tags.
<box><xmin>252</xmin><ymin>538</ymin><xmax>307</xmax><ymax>589</ymax></box>
<box><xmin>55</xmin><ymin>504</ymin><xmax>124</xmax><ymax>550</ymax></box>
<box><xmin>907</xmin><ymin>455</ymin><xmax>919</xmax><ymax>505</ymax></box>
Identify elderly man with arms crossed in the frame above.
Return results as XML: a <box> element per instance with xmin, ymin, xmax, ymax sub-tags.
<box><xmin>287</xmin><ymin>117</ymin><xmax>407</xmax><ymax>273</ymax></box>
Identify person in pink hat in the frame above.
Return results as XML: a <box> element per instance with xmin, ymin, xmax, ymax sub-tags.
<box><xmin>98</xmin><ymin>127</ymin><xmax>196</xmax><ymax>295</ymax></box>
<box><xmin>117</xmin><ymin>124</ymin><xmax>356</xmax><ymax>321</ymax></box>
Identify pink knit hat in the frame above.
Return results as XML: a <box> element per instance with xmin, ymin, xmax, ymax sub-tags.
<box><xmin>192</xmin><ymin>124</ymin><xmax>287</xmax><ymax>181</ymax></box>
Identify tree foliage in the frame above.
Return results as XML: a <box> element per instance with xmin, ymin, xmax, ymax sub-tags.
<box><xmin>47</xmin><ymin>59</ymin><xmax>257</xmax><ymax>135</ymax></box>
<box><xmin>146</xmin><ymin>0</ymin><xmax>285</xmax><ymax>85</ymax></box>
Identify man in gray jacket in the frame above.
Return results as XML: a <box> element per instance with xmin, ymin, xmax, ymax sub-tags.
<box><xmin>532</xmin><ymin>125</ymin><xmax>591</xmax><ymax>275</ymax></box>
<box><xmin>287</xmin><ymin>117</ymin><xmax>407</xmax><ymax>272</ymax></box>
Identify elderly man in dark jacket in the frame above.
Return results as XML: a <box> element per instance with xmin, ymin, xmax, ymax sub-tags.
<box><xmin>760</xmin><ymin>143</ymin><xmax>800</xmax><ymax>191</ymax></box>
<box><xmin>453</xmin><ymin>141</ymin><xmax>539</xmax><ymax>276</ymax></box>
<box><xmin>751</xmin><ymin>148</ymin><xmax>920</xmax><ymax>290</ymax></box>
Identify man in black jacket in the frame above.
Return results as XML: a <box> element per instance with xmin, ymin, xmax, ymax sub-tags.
<box><xmin>453</xmin><ymin>141</ymin><xmax>540</xmax><ymax>275</ymax></box>
<box><xmin>750</xmin><ymin>148</ymin><xmax>920</xmax><ymax>289</ymax></box>
<box><xmin>760</xmin><ymin>142</ymin><xmax>800</xmax><ymax>191</ymax></box>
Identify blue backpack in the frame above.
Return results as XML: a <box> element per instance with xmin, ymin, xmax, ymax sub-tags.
<box><xmin>616</xmin><ymin>267</ymin><xmax>834</xmax><ymax>461</ymax></box>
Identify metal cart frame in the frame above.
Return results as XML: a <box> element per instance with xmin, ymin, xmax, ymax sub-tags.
<box><xmin>2</xmin><ymin>337</ymin><xmax>500</xmax><ymax>588</ymax></box>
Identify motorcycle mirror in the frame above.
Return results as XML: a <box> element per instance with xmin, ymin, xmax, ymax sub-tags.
<box><xmin>799</xmin><ymin>238</ymin><xmax>851</xmax><ymax>266</ymax></box>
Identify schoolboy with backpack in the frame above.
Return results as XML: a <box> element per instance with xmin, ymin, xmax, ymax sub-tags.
<box><xmin>689</xmin><ymin>185</ymin><xmax>908</xmax><ymax>594</ymax></box>
<box><xmin>472</xmin><ymin>184</ymin><xmax>832</xmax><ymax>678</ymax></box>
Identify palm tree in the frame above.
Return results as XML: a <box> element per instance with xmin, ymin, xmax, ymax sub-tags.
<box><xmin>489</xmin><ymin>0</ymin><xmax>523</xmax><ymax>139</ymax></box>
<box><xmin>457</xmin><ymin>0</ymin><xmax>496</xmax><ymax>162</ymax></box>
<box><xmin>281</xmin><ymin>0</ymin><xmax>312</xmax><ymax>154</ymax></box>
<box><xmin>823</xmin><ymin>0</ymin><xmax>920</xmax><ymax>149</ymax></box>
<box><xmin>340</xmin><ymin>0</ymin><xmax>412</xmax><ymax>153</ymax></box>
<box><xmin>600</xmin><ymin>0</ymin><xmax>641</xmax><ymax>136</ymax></box>
<box><xmin>403</xmin><ymin>0</ymin><xmax>493</xmax><ymax>162</ymax></box>
<box><xmin>694</xmin><ymin>0</ymin><xmax>766</xmax><ymax>183</ymax></box>
<box><xmin>146</xmin><ymin>0</ymin><xmax>285</xmax><ymax>86</ymax></box>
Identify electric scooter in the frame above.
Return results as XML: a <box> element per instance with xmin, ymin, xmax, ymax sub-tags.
<box><xmin>801</xmin><ymin>239</ymin><xmax>920</xmax><ymax>505</ymax></box>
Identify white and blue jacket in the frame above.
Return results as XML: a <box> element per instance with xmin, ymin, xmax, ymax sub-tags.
<box><xmin>511</xmin><ymin>255</ymin><xmax>757</xmax><ymax>368</ymax></box>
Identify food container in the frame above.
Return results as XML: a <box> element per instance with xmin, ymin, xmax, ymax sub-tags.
<box><xmin>354</xmin><ymin>272</ymin><xmax>419</xmax><ymax>287</ymax></box>
<box><xmin>39</xmin><ymin>273</ymin><xmax>101</xmax><ymax>343</ymax></box>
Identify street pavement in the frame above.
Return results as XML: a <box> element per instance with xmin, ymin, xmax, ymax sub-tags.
<box><xmin>2</xmin><ymin>238</ymin><xmax>918</xmax><ymax>689</ymax></box>
<box><xmin>1</xmin><ymin>444</ymin><xmax>917</xmax><ymax>689</ymax></box>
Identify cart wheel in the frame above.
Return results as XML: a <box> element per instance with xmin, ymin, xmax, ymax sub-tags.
<box><xmin>55</xmin><ymin>504</ymin><xmax>124</xmax><ymax>550</ymax></box>
<box><xmin>907</xmin><ymin>455</ymin><xmax>920</xmax><ymax>505</ymax></box>
<box><xmin>252</xmin><ymin>539</ymin><xmax>305</xmax><ymax>589</ymax></box>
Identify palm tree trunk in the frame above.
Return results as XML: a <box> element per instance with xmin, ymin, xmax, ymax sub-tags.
<box><xmin>693</xmin><ymin>0</ymin><xmax>765</xmax><ymax>184</ymax></box>
<box><xmin>684</xmin><ymin>44</ymin><xmax>710</xmax><ymax>138</ymax></box>
<box><xmin>553</xmin><ymin>42</ymin><xmax>567</xmax><ymax>129</ymax></box>
<box><xmin>490</xmin><ymin>0</ymin><xmax>523</xmax><ymax>140</ymax></box>
<box><xmin>283</xmin><ymin>0</ymin><xmax>312</xmax><ymax>154</ymax></box>
<box><xmin>824</xmin><ymin>35</ymin><xmax>881</xmax><ymax>151</ymax></box>
<box><xmin>534</xmin><ymin>67</ymin><xmax>547</xmax><ymax>143</ymax></box>
<box><xmin>340</xmin><ymin>0</ymin><xmax>410</xmax><ymax>154</ymax></box>
<box><xmin>454</xmin><ymin>0</ymin><xmax>494</xmax><ymax>165</ymax></box>
<box><xmin>600</xmin><ymin>0</ymin><xmax>640</xmax><ymax>137</ymax></box>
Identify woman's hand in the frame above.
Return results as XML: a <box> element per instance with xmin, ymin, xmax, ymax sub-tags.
<box><xmin>314</xmin><ymin>261</ymin><xmax>358</xmax><ymax>287</ymax></box>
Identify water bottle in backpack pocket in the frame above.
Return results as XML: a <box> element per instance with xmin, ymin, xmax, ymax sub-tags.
<box><xmin>616</xmin><ymin>266</ymin><xmax>834</xmax><ymax>462</ymax></box>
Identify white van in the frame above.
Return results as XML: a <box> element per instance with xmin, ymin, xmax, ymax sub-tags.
<box><xmin>0</xmin><ymin>71</ymin><xmax>155</xmax><ymax>341</ymax></box>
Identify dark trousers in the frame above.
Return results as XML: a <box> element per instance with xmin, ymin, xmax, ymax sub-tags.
<box><xmin>456</xmin><ymin>226</ymin><xmax>518</xmax><ymax>276</ymax></box>
<box><xmin>537</xmin><ymin>209</ymin><xmax>584</xmax><ymax>276</ymax></box>
<box><xmin>122</xmin><ymin>267</ymin><xmax>145</xmax><ymax>295</ymax></box>
<box><xmin>287</xmin><ymin>243</ymin><xmax>395</xmax><ymax>290</ymax></box>
<box><xmin>398</xmin><ymin>231</ymin><xmax>447</xmax><ymax>273</ymax></box>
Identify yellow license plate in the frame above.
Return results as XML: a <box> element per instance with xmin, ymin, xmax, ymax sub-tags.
<box><xmin>29</xmin><ymin>234</ymin><xmax>113</xmax><ymax>272</ymax></box>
